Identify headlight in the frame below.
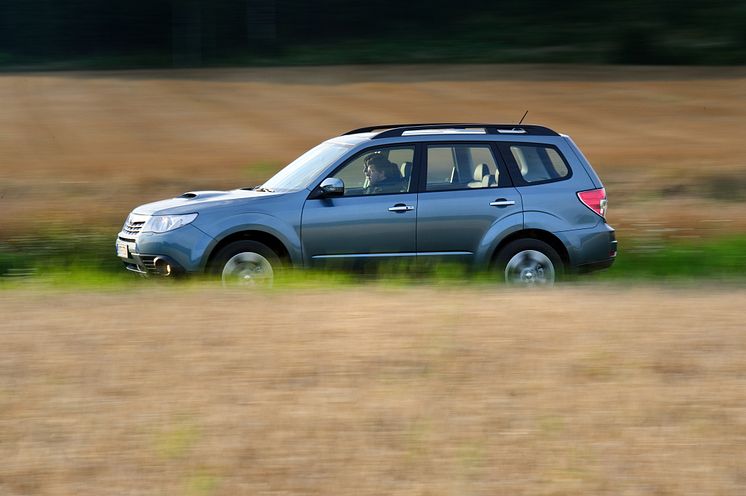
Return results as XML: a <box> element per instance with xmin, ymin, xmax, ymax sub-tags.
<box><xmin>142</xmin><ymin>213</ymin><xmax>198</xmax><ymax>233</ymax></box>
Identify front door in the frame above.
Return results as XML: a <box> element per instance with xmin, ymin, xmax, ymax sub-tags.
<box><xmin>301</xmin><ymin>144</ymin><xmax>418</xmax><ymax>267</ymax></box>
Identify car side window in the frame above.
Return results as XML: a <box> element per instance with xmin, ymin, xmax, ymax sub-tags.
<box><xmin>331</xmin><ymin>146</ymin><xmax>414</xmax><ymax>196</ymax></box>
<box><xmin>425</xmin><ymin>144</ymin><xmax>501</xmax><ymax>191</ymax></box>
<box><xmin>509</xmin><ymin>144</ymin><xmax>569</xmax><ymax>183</ymax></box>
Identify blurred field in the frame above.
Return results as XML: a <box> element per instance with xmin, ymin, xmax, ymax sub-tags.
<box><xmin>1</xmin><ymin>64</ymin><xmax>745</xmax><ymax>240</ymax></box>
<box><xmin>3</xmin><ymin>65</ymin><xmax>744</xmax><ymax>495</ymax></box>
<box><xmin>1</xmin><ymin>285</ymin><xmax>745</xmax><ymax>495</ymax></box>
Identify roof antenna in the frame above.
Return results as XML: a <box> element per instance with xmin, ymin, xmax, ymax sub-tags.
<box><xmin>518</xmin><ymin>110</ymin><xmax>528</xmax><ymax>125</ymax></box>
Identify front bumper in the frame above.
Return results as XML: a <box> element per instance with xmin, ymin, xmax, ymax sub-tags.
<box><xmin>116</xmin><ymin>224</ymin><xmax>214</xmax><ymax>276</ymax></box>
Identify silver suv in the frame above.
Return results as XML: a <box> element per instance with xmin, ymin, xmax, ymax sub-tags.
<box><xmin>117</xmin><ymin>123</ymin><xmax>617</xmax><ymax>285</ymax></box>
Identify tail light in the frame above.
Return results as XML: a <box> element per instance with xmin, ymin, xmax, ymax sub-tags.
<box><xmin>577</xmin><ymin>188</ymin><xmax>607</xmax><ymax>218</ymax></box>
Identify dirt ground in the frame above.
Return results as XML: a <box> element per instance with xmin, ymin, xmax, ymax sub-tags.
<box><xmin>1</xmin><ymin>285</ymin><xmax>745</xmax><ymax>495</ymax></box>
<box><xmin>1</xmin><ymin>64</ymin><xmax>745</xmax><ymax>237</ymax></box>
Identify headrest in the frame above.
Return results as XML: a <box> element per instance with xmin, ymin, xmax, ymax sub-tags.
<box><xmin>400</xmin><ymin>161</ymin><xmax>413</xmax><ymax>177</ymax></box>
<box><xmin>473</xmin><ymin>163</ymin><xmax>490</xmax><ymax>181</ymax></box>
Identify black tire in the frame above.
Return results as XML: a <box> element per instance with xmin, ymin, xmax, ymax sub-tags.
<box><xmin>209</xmin><ymin>240</ymin><xmax>281</xmax><ymax>287</ymax></box>
<box><xmin>494</xmin><ymin>239</ymin><xmax>564</xmax><ymax>285</ymax></box>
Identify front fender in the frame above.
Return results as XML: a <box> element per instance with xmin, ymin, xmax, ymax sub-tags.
<box><xmin>196</xmin><ymin>212</ymin><xmax>303</xmax><ymax>269</ymax></box>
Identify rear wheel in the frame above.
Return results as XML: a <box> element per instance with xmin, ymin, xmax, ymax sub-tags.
<box><xmin>210</xmin><ymin>240</ymin><xmax>281</xmax><ymax>287</ymax></box>
<box><xmin>494</xmin><ymin>239</ymin><xmax>563</xmax><ymax>286</ymax></box>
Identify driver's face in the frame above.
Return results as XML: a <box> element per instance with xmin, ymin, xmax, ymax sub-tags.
<box><xmin>366</xmin><ymin>166</ymin><xmax>384</xmax><ymax>185</ymax></box>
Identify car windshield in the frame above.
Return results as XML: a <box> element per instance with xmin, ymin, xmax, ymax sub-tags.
<box><xmin>260</xmin><ymin>141</ymin><xmax>353</xmax><ymax>192</ymax></box>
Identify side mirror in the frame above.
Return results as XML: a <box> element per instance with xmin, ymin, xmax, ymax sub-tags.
<box><xmin>319</xmin><ymin>177</ymin><xmax>344</xmax><ymax>197</ymax></box>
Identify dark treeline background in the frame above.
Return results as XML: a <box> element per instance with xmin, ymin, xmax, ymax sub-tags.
<box><xmin>1</xmin><ymin>0</ymin><xmax>745</xmax><ymax>69</ymax></box>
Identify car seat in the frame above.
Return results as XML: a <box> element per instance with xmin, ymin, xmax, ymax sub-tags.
<box><xmin>468</xmin><ymin>163</ymin><xmax>490</xmax><ymax>188</ymax></box>
<box><xmin>399</xmin><ymin>161</ymin><xmax>413</xmax><ymax>191</ymax></box>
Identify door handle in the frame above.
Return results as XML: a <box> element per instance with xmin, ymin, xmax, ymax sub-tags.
<box><xmin>388</xmin><ymin>204</ymin><xmax>415</xmax><ymax>213</ymax></box>
<box><xmin>489</xmin><ymin>199</ymin><xmax>516</xmax><ymax>207</ymax></box>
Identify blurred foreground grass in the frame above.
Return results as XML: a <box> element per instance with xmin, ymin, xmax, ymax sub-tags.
<box><xmin>1</xmin><ymin>230</ymin><xmax>745</xmax><ymax>287</ymax></box>
<box><xmin>1</xmin><ymin>286</ymin><xmax>744</xmax><ymax>495</ymax></box>
<box><xmin>599</xmin><ymin>234</ymin><xmax>746</xmax><ymax>281</ymax></box>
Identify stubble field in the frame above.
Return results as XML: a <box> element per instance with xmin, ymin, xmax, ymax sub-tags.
<box><xmin>1</xmin><ymin>64</ymin><xmax>745</xmax><ymax>239</ymax></box>
<box><xmin>1</xmin><ymin>286</ymin><xmax>745</xmax><ymax>495</ymax></box>
<box><xmin>1</xmin><ymin>65</ymin><xmax>745</xmax><ymax>494</ymax></box>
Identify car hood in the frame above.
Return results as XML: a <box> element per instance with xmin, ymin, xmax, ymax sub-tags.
<box><xmin>132</xmin><ymin>189</ymin><xmax>286</xmax><ymax>215</ymax></box>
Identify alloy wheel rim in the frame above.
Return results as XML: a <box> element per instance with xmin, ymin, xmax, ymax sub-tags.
<box><xmin>504</xmin><ymin>250</ymin><xmax>555</xmax><ymax>285</ymax></box>
<box><xmin>221</xmin><ymin>252</ymin><xmax>274</xmax><ymax>287</ymax></box>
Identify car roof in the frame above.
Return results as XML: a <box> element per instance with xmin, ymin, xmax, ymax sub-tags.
<box><xmin>342</xmin><ymin>123</ymin><xmax>559</xmax><ymax>140</ymax></box>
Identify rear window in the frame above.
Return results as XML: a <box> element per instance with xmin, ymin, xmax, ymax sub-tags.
<box><xmin>509</xmin><ymin>144</ymin><xmax>569</xmax><ymax>184</ymax></box>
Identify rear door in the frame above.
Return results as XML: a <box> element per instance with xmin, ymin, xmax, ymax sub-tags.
<box><xmin>415</xmin><ymin>142</ymin><xmax>523</xmax><ymax>263</ymax></box>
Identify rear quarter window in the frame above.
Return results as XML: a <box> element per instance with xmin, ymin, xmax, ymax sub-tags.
<box><xmin>509</xmin><ymin>144</ymin><xmax>570</xmax><ymax>184</ymax></box>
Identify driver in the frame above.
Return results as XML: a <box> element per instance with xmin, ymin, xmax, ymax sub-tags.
<box><xmin>363</xmin><ymin>154</ymin><xmax>402</xmax><ymax>195</ymax></box>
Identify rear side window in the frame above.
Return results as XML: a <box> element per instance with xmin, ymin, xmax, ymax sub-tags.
<box><xmin>509</xmin><ymin>144</ymin><xmax>569</xmax><ymax>184</ymax></box>
<box><xmin>425</xmin><ymin>144</ymin><xmax>503</xmax><ymax>191</ymax></box>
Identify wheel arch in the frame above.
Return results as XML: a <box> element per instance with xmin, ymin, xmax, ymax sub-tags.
<box><xmin>490</xmin><ymin>229</ymin><xmax>570</xmax><ymax>268</ymax></box>
<box><xmin>205</xmin><ymin>230</ymin><xmax>292</xmax><ymax>273</ymax></box>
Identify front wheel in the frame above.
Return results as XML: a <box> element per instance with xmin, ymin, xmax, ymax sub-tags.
<box><xmin>494</xmin><ymin>239</ymin><xmax>563</xmax><ymax>286</ymax></box>
<box><xmin>210</xmin><ymin>240</ymin><xmax>281</xmax><ymax>287</ymax></box>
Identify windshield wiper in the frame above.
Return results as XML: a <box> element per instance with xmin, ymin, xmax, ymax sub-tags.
<box><xmin>252</xmin><ymin>186</ymin><xmax>274</xmax><ymax>192</ymax></box>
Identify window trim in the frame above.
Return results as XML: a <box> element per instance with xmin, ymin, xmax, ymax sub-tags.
<box><xmin>418</xmin><ymin>141</ymin><xmax>513</xmax><ymax>194</ymax></box>
<box><xmin>497</xmin><ymin>142</ymin><xmax>574</xmax><ymax>187</ymax></box>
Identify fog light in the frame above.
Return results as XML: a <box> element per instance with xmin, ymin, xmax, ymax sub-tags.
<box><xmin>154</xmin><ymin>257</ymin><xmax>176</xmax><ymax>277</ymax></box>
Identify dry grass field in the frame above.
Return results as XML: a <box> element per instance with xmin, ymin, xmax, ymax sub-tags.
<box><xmin>1</xmin><ymin>285</ymin><xmax>745</xmax><ymax>495</ymax></box>
<box><xmin>2</xmin><ymin>65</ymin><xmax>744</xmax><ymax>495</ymax></box>
<box><xmin>1</xmin><ymin>64</ymin><xmax>745</xmax><ymax>238</ymax></box>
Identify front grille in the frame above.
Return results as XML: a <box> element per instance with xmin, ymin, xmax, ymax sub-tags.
<box><xmin>121</xmin><ymin>214</ymin><xmax>149</xmax><ymax>237</ymax></box>
<box><xmin>123</xmin><ymin>220</ymin><xmax>145</xmax><ymax>235</ymax></box>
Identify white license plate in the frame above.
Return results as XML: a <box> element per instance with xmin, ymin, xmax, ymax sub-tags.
<box><xmin>116</xmin><ymin>241</ymin><xmax>129</xmax><ymax>258</ymax></box>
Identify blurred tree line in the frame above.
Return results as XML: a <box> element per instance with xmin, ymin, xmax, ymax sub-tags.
<box><xmin>0</xmin><ymin>0</ymin><xmax>744</xmax><ymax>68</ymax></box>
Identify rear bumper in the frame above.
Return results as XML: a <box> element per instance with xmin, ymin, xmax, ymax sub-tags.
<box><xmin>576</xmin><ymin>257</ymin><xmax>615</xmax><ymax>274</ymax></box>
<box><xmin>556</xmin><ymin>222</ymin><xmax>617</xmax><ymax>273</ymax></box>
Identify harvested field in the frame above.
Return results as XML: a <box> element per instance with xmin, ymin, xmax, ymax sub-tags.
<box><xmin>1</xmin><ymin>286</ymin><xmax>745</xmax><ymax>495</ymax></box>
<box><xmin>1</xmin><ymin>65</ymin><xmax>745</xmax><ymax>238</ymax></box>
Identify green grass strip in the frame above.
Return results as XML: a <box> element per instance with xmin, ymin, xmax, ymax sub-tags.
<box><xmin>1</xmin><ymin>232</ymin><xmax>745</xmax><ymax>289</ymax></box>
